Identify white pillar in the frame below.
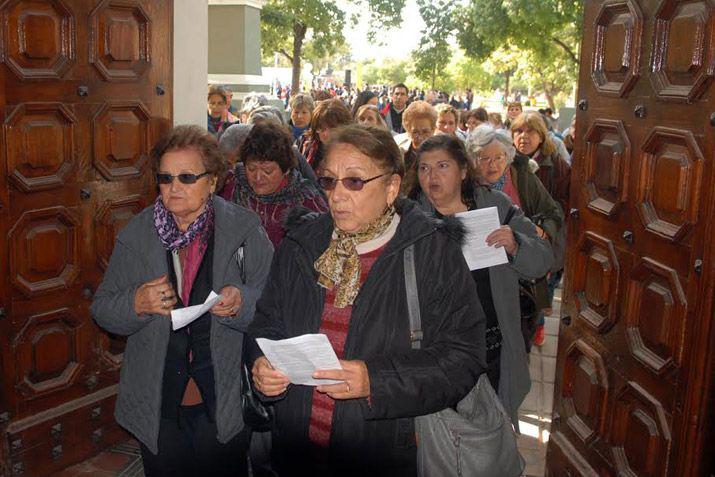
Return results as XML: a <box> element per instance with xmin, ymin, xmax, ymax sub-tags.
<box><xmin>173</xmin><ymin>0</ymin><xmax>209</xmax><ymax>126</ymax></box>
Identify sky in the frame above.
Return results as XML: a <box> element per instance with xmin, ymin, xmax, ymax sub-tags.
<box><xmin>343</xmin><ymin>0</ymin><xmax>425</xmax><ymax>61</ymax></box>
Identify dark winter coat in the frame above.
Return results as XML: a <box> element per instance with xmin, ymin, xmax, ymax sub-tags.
<box><xmin>247</xmin><ymin>199</ymin><xmax>487</xmax><ymax>476</ymax></box>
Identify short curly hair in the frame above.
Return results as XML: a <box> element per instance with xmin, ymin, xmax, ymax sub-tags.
<box><xmin>239</xmin><ymin>122</ymin><xmax>298</xmax><ymax>173</ymax></box>
<box><xmin>403</xmin><ymin>101</ymin><xmax>438</xmax><ymax>132</ymax></box>
<box><xmin>151</xmin><ymin>124</ymin><xmax>227</xmax><ymax>187</ymax></box>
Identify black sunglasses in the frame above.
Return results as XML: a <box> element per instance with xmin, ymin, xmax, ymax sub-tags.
<box><xmin>156</xmin><ymin>172</ymin><xmax>211</xmax><ymax>185</ymax></box>
<box><xmin>317</xmin><ymin>172</ymin><xmax>389</xmax><ymax>191</ymax></box>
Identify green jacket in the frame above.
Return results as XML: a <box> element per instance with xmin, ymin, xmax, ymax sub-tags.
<box><xmin>510</xmin><ymin>154</ymin><xmax>564</xmax><ymax>241</ymax></box>
<box><xmin>510</xmin><ymin>154</ymin><xmax>565</xmax><ymax>308</ymax></box>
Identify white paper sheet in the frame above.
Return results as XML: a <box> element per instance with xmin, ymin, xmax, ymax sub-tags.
<box><xmin>455</xmin><ymin>207</ymin><xmax>509</xmax><ymax>271</ymax></box>
<box><xmin>171</xmin><ymin>291</ymin><xmax>223</xmax><ymax>330</ymax></box>
<box><xmin>256</xmin><ymin>334</ymin><xmax>344</xmax><ymax>386</ymax></box>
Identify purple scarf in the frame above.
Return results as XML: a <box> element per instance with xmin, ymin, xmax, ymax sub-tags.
<box><xmin>153</xmin><ymin>195</ymin><xmax>215</xmax><ymax>252</ymax></box>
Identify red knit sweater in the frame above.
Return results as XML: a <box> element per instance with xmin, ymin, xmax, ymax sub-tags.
<box><xmin>308</xmin><ymin>246</ymin><xmax>385</xmax><ymax>448</ymax></box>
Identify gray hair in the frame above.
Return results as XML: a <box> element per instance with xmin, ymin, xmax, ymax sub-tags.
<box><xmin>289</xmin><ymin>93</ymin><xmax>315</xmax><ymax>112</ymax></box>
<box><xmin>240</xmin><ymin>93</ymin><xmax>268</xmax><ymax>114</ymax></box>
<box><xmin>466</xmin><ymin>124</ymin><xmax>516</xmax><ymax>165</ymax></box>
<box><xmin>218</xmin><ymin>123</ymin><xmax>252</xmax><ymax>156</ymax></box>
<box><xmin>247</xmin><ymin>105</ymin><xmax>286</xmax><ymax>126</ymax></box>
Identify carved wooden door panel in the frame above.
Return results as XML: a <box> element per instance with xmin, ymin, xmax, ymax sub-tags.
<box><xmin>0</xmin><ymin>1</ymin><xmax>172</xmax><ymax>475</ymax></box>
<box><xmin>546</xmin><ymin>1</ymin><xmax>715</xmax><ymax>476</ymax></box>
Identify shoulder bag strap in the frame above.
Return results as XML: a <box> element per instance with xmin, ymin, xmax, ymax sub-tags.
<box><xmin>403</xmin><ymin>244</ymin><xmax>423</xmax><ymax>350</ymax></box>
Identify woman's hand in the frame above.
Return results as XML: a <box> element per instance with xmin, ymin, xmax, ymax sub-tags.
<box><xmin>313</xmin><ymin>360</ymin><xmax>370</xmax><ymax>400</ymax></box>
<box><xmin>252</xmin><ymin>356</ymin><xmax>290</xmax><ymax>397</ymax></box>
<box><xmin>486</xmin><ymin>225</ymin><xmax>519</xmax><ymax>256</ymax></box>
<box><xmin>134</xmin><ymin>275</ymin><xmax>177</xmax><ymax>316</ymax></box>
<box><xmin>534</xmin><ymin>225</ymin><xmax>548</xmax><ymax>240</ymax></box>
<box><xmin>210</xmin><ymin>286</ymin><xmax>243</xmax><ymax>317</ymax></box>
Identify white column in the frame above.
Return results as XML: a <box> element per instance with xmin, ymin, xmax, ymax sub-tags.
<box><xmin>173</xmin><ymin>0</ymin><xmax>209</xmax><ymax>126</ymax></box>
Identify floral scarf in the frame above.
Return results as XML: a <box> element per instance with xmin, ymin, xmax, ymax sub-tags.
<box><xmin>153</xmin><ymin>195</ymin><xmax>215</xmax><ymax>253</ymax></box>
<box><xmin>314</xmin><ymin>205</ymin><xmax>396</xmax><ymax>308</ymax></box>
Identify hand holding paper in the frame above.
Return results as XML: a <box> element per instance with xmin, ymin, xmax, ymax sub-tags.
<box><xmin>256</xmin><ymin>334</ymin><xmax>344</xmax><ymax>386</ymax></box>
<box><xmin>455</xmin><ymin>207</ymin><xmax>509</xmax><ymax>270</ymax></box>
<box><xmin>171</xmin><ymin>291</ymin><xmax>223</xmax><ymax>330</ymax></box>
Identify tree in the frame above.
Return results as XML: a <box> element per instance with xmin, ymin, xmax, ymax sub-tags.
<box><xmin>412</xmin><ymin>0</ymin><xmax>455</xmax><ymax>90</ymax></box>
<box><xmin>455</xmin><ymin>0</ymin><xmax>583</xmax><ymax>107</ymax></box>
<box><xmin>362</xmin><ymin>58</ymin><xmax>414</xmax><ymax>87</ymax></box>
<box><xmin>261</xmin><ymin>0</ymin><xmax>406</xmax><ymax>93</ymax></box>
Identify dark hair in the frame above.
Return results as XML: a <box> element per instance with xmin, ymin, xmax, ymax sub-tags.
<box><xmin>466</xmin><ymin>108</ymin><xmax>489</xmax><ymax>123</ymax></box>
<box><xmin>207</xmin><ymin>85</ymin><xmax>227</xmax><ymax>103</ymax></box>
<box><xmin>392</xmin><ymin>83</ymin><xmax>408</xmax><ymax>94</ymax></box>
<box><xmin>239</xmin><ymin>123</ymin><xmax>298</xmax><ymax>173</ymax></box>
<box><xmin>406</xmin><ymin>134</ymin><xmax>478</xmax><ymax>203</ymax></box>
<box><xmin>327</xmin><ymin>124</ymin><xmax>405</xmax><ymax>177</ymax></box>
<box><xmin>351</xmin><ymin>90</ymin><xmax>377</xmax><ymax>118</ymax></box>
<box><xmin>309</xmin><ymin>98</ymin><xmax>353</xmax><ymax>141</ymax></box>
<box><xmin>151</xmin><ymin>124</ymin><xmax>227</xmax><ymax>187</ymax></box>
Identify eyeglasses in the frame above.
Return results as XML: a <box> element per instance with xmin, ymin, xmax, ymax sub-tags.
<box><xmin>156</xmin><ymin>172</ymin><xmax>211</xmax><ymax>185</ymax></box>
<box><xmin>476</xmin><ymin>154</ymin><xmax>506</xmax><ymax>165</ymax></box>
<box><xmin>317</xmin><ymin>172</ymin><xmax>389</xmax><ymax>191</ymax></box>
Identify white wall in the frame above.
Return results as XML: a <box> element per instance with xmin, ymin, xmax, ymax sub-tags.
<box><xmin>173</xmin><ymin>0</ymin><xmax>208</xmax><ymax>127</ymax></box>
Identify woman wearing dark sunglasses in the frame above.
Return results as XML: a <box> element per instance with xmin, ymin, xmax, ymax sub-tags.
<box><xmin>247</xmin><ymin>124</ymin><xmax>486</xmax><ymax>476</ymax></box>
<box><xmin>91</xmin><ymin>125</ymin><xmax>273</xmax><ymax>477</ymax></box>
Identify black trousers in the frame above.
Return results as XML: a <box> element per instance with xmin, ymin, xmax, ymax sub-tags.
<box><xmin>140</xmin><ymin>405</ymin><xmax>250</xmax><ymax>477</ymax></box>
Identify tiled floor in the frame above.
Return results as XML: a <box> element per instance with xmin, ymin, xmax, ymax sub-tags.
<box><xmin>51</xmin><ymin>440</ymin><xmax>144</xmax><ymax>477</ymax></box>
<box><xmin>517</xmin><ymin>287</ymin><xmax>562</xmax><ymax>477</ymax></box>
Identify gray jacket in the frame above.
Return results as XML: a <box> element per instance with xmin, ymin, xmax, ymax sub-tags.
<box><xmin>418</xmin><ymin>187</ymin><xmax>553</xmax><ymax>425</ymax></box>
<box><xmin>91</xmin><ymin>196</ymin><xmax>273</xmax><ymax>454</ymax></box>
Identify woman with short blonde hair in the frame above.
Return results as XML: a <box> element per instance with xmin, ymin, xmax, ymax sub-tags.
<box><xmin>397</xmin><ymin>101</ymin><xmax>438</xmax><ymax>175</ymax></box>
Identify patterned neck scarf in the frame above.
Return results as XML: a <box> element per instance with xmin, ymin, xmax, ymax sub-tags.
<box><xmin>489</xmin><ymin>172</ymin><xmax>508</xmax><ymax>191</ymax></box>
<box><xmin>153</xmin><ymin>195</ymin><xmax>215</xmax><ymax>252</ymax></box>
<box><xmin>315</xmin><ymin>205</ymin><xmax>396</xmax><ymax>308</ymax></box>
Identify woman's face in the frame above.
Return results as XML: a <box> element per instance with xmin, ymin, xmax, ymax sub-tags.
<box><xmin>476</xmin><ymin>141</ymin><xmax>509</xmax><ymax>184</ymax></box>
<box><xmin>245</xmin><ymin>159</ymin><xmax>286</xmax><ymax>195</ymax></box>
<box><xmin>322</xmin><ymin>143</ymin><xmax>400</xmax><ymax>233</ymax></box>
<box><xmin>317</xmin><ymin>127</ymin><xmax>332</xmax><ymax>144</ymax></box>
<box><xmin>408</xmin><ymin>117</ymin><xmax>434</xmax><ymax>149</ymax></box>
<box><xmin>291</xmin><ymin>106</ymin><xmax>311</xmax><ymax>129</ymax></box>
<box><xmin>418</xmin><ymin>150</ymin><xmax>466</xmax><ymax>207</ymax></box>
<box><xmin>466</xmin><ymin>117</ymin><xmax>483</xmax><ymax>132</ymax></box>
<box><xmin>357</xmin><ymin>110</ymin><xmax>379</xmax><ymax>126</ymax></box>
<box><xmin>507</xmin><ymin>105</ymin><xmax>522</xmax><ymax>120</ymax></box>
<box><xmin>159</xmin><ymin>148</ymin><xmax>216</xmax><ymax>223</ymax></box>
<box><xmin>513</xmin><ymin>126</ymin><xmax>542</xmax><ymax>156</ymax></box>
<box><xmin>436</xmin><ymin>112</ymin><xmax>457</xmax><ymax>136</ymax></box>
<box><xmin>208</xmin><ymin>94</ymin><xmax>226</xmax><ymax>118</ymax></box>
<box><xmin>368</xmin><ymin>96</ymin><xmax>379</xmax><ymax>107</ymax></box>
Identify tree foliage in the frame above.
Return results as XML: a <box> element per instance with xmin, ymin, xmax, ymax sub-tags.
<box><xmin>412</xmin><ymin>0</ymin><xmax>455</xmax><ymax>90</ymax></box>
<box><xmin>455</xmin><ymin>0</ymin><xmax>583</xmax><ymax>108</ymax></box>
<box><xmin>261</xmin><ymin>0</ymin><xmax>406</xmax><ymax>93</ymax></box>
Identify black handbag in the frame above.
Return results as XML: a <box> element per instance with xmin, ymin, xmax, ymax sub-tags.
<box><xmin>235</xmin><ymin>242</ymin><xmax>273</xmax><ymax>432</ymax></box>
<box><xmin>241</xmin><ymin>359</ymin><xmax>273</xmax><ymax>432</ymax></box>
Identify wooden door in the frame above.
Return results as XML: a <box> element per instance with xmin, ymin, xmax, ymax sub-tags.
<box><xmin>0</xmin><ymin>1</ymin><xmax>172</xmax><ymax>475</ymax></box>
<box><xmin>546</xmin><ymin>1</ymin><xmax>715</xmax><ymax>476</ymax></box>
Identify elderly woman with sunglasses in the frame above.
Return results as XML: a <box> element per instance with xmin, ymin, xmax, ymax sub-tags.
<box><xmin>247</xmin><ymin>124</ymin><xmax>486</xmax><ymax>476</ymax></box>
<box><xmin>91</xmin><ymin>125</ymin><xmax>273</xmax><ymax>477</ymax></box>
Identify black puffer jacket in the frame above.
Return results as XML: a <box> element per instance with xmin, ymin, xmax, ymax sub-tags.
<box><xmin>247</xmin><ymin>199</ymin><xmax>486</xmax><ymax>476</ymax></box>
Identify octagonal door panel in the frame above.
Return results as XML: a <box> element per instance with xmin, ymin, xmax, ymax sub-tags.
<box><xmin>549</xmin><ymin>1</ymin><xmax>715</xmax><ymax>475</ymax></box>
<box><xmin>0</xmin><ymin>0</ymin><xmax>171</xmax><ymax>474</ymax></box>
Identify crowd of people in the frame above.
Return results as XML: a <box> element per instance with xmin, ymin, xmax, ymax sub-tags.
<box><xmin>91</xmin><ymin>81</ymin><xmax>572</xmax><ymax>476</ymax></box>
